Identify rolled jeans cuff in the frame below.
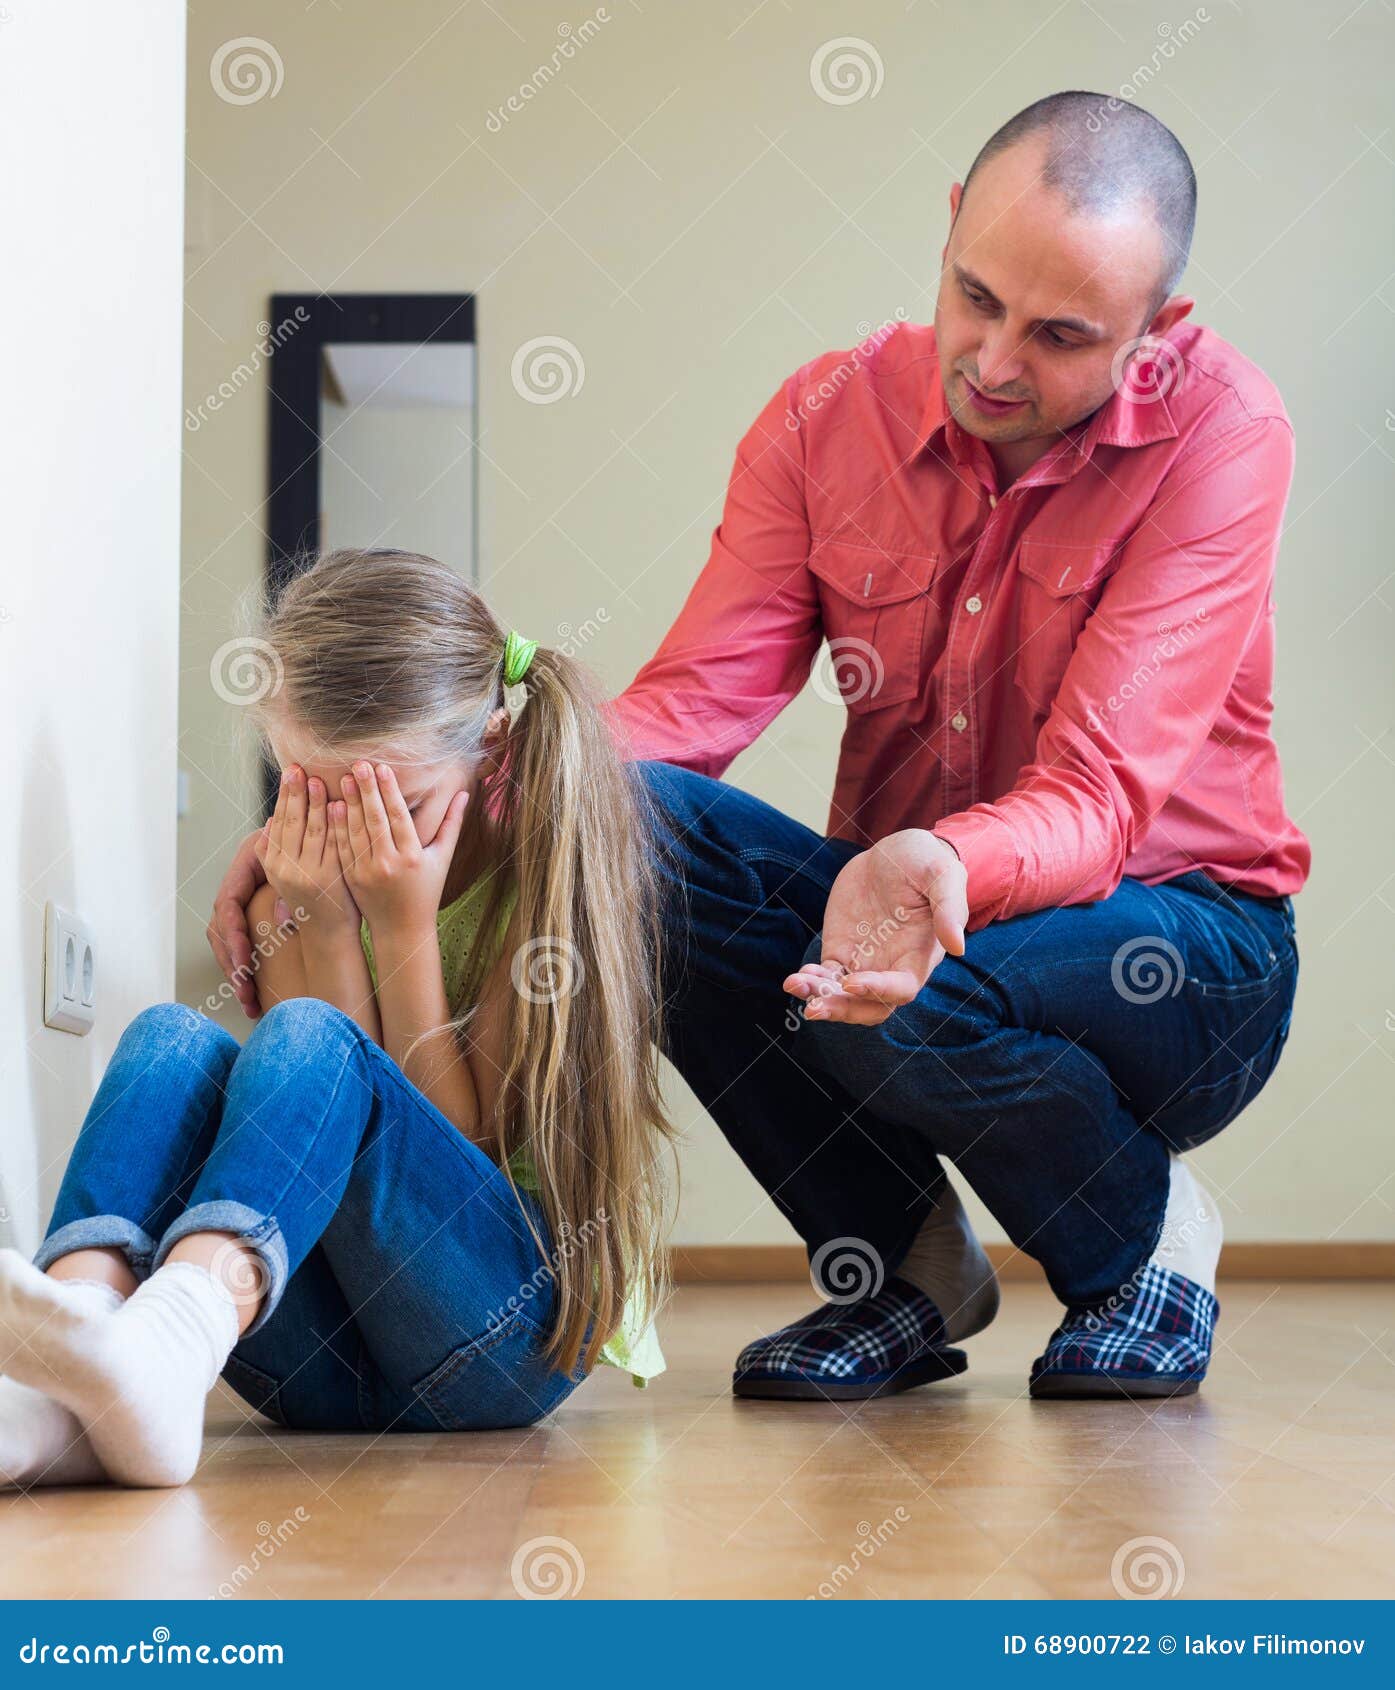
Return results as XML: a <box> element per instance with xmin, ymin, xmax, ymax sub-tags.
<box><xmin>32</xmin><ymin>1215</ymin><xmax>159</xmax><ymax>1279</ymax></box>
<box><xmin>151</xmin><ymin>1201</ymin><xmax>288</xmax><ymax>1338</ymax></box>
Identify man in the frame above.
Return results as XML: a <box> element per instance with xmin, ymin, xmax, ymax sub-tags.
<box><xmin>210</xmin><ymin>92</ymin><xmax>1306</xmax><ymax>1403</ymax></box>
<box><xmin>608</xmin><ymin>90</ymin><xmax>1306</xmax><ymax>1402</ymax></box>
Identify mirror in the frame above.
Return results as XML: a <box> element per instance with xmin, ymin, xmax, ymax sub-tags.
<box><xmin>262</xmin><ymin>292</ymin><xmax>477</xmax><ymax>812</ymax></box>
<box><xmin>320</xmin><ymin>340</ymin><xmax>475</xmax><ymax>578</ymax></box>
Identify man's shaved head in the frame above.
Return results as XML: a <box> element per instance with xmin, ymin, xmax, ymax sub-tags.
<box><xmin>961</xmin><ymin>91</ymin><xmax>1196</xmax><ymax>321</ymax></box>
<box><xmin>934</xmin><ymin>90</ymin><xmax>1199</xmax><ymax>481</ymax></box>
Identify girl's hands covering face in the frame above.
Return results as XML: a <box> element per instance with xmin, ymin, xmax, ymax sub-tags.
<box><xmin>254</xmin><ymin>767</ymin><xmax>361</xmax><ymax>936</ymax></box>
<box><xmin>331</xmin><ymin>760</ymin><xmax>468</xmax><ymax>936</ymax></box>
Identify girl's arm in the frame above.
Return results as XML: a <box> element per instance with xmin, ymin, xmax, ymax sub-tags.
<box><xmin>368</xmin><ymin>919</ymin><xmax>502</xmax><ymax>1155</ymax></box>
<box><xmin>246</xmin><ymin>882</ymin><xmax>384</xmax><ymax>1042</ymax></box>
<box><xmin>330</xmin><ymin>761</ymin><xmax>508</xmax><ymax>1155</ymax></box>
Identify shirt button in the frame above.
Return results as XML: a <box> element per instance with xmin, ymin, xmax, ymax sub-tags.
<box><xmin>950</xmin><ymin>711</ymin><xmax>968</xmax><ymax>732</ymax></box>
<box><xmin>965</xmin><ymin>595</ymin><xmax>983</xmax><ymax>615</ymax></box>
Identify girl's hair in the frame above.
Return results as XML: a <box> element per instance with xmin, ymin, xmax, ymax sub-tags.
<box><xmin>248</xmin><ymin>547</ymin><xmax>674</xmax><ymax>1375</ymax></box>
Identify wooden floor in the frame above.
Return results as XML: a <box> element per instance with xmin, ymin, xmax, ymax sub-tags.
<box><xmin>5</xmin><ymin>1281</ymin><xmax>1393</xmax><ymax>1599</ymax></box>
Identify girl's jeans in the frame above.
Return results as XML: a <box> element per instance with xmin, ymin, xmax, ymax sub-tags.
<box><xmin>34</xmin><ymin>998</ymin><xmax>583</xmax><ymax>1431</ymax></box>
<box><xmin>642</xmin><ymin>761</ymin><xmax>1301</xmax><ymax>1313</ymax></box>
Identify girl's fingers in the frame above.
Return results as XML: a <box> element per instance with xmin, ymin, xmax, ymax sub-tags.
<box><xmin>348</xmin><ymin>762</ymin><xmax>390</xmax><ymax>857</ymax></box>
<box><xmin>374</xmin><ymin>763</ymin><xmax>417</xmax><ymax>855</ymax></box>
<box><xmin>426</xmin><ymin>788</ymin><xmax>468</xmax><ymax>859</ymax></box>
<box><xmin>331</xmin><ymin>800</ymin><xmax>357</xmax><ymax>878</ymax></box>
<box><xmin>281</xmin><ymin>765</ymin><xmax>308</xmax><ymax>855</ymax></box>
<box><xmin>340</xmin><ymin>771</ymin><xmax>371</xmax><ymax>864</ymax></box>
<box><xmin>266</xmin><ymin>769</ymin><xmax>289</xmax><ymax>854</ymax></box>
<box><xmin>303</xmin><ymin>776</ymin><xmax>328</xmax><ymax>865</ymax></box>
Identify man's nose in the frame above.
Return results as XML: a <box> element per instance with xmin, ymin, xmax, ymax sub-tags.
<box><xmin>974</xmin><ymin>327</ymin><xmax>1027</xmax><ymax>393</ymax></box>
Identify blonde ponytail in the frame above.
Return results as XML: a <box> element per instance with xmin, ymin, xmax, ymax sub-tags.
<box><xmin>485</xmin><ymin>644</ymin><xmax>674</xmax><ymax>1372</ymax></box>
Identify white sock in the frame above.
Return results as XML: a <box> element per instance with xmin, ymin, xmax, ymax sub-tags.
<box><xmin>0</xmin><ymin>1277</ymin><xmax>122</xmax><ymax>1489</ymax></box>
<box><xmin>893</xmin><ymin>1175</ymin><xmax>1001</xmax><ymax>1343</ymax></box>
<box><xmin>1147</xmin><ymin>1153</ymin><xmax>1222</xmax><ymax>1294</ymax></box>
<box><xmin>0</xmin><ymin>1250</ymin><xmax>238</xmax><ymax>1489</ymax></box>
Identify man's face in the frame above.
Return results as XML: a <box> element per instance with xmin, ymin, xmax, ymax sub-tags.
<box><xmin>933</xmin><ymin>139</ymin><xmax>1179</xmax><ymax>453</ymax></box>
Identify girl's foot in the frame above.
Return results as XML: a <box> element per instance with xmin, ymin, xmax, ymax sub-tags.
<box><xmin>0</xmin><ymin>1250</ymin><xmax>237</xmax><ymax>1488</ymax></box>
<box><xmin>0</xmin><ymin>1375</ymin><xmax>108</xmax><ymax>1489</ymax></box>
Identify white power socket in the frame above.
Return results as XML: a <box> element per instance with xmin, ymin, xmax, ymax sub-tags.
<box><xmin>43</xmin><ymin>901</ymin><xmax>96</xmax><ymax>1035</ymax></box>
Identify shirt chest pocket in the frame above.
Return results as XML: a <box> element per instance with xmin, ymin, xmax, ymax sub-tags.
<box><xmin>1012</xmin><ymin>536</ymin><xmax>1118</xmax><ymax>716</ymax></box>
<box><xmin>807</xmin><ymin>541</ymin><xmax>940</xmax><ymax>713</ymax></box>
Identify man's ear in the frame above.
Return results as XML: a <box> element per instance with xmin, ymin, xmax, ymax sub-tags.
<box><xmin>940</xmin><ymin>181</ymin><xmax>963</xmax><ymax>267</ymax></box>
<box><xmin>1145</xmin><ymin>295</ymin><xmax>1194</xmax><ymax>339</ymax></box>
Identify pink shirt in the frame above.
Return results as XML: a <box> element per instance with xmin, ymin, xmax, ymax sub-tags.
<box><xmin>612</xmin><ymin>320</ymin><xmax>1310</xmax><ymax>931</ymax></box>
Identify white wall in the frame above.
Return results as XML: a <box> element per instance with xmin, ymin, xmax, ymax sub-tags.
<box><xmin>178</xmin><ymin>0</ymin><xmax>1393</xmax><ymax>1251</ymax></box>
<box><xmin>0</xmin><ymin>2</ymin><xmax>186</xmax><ymax>1247</ymax></box>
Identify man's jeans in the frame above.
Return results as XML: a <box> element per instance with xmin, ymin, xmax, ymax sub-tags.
<box><xmin>34</xmin><ymin>997</ymin><xmax>582</xmax><ymax>1432</ymax></box>
<box><xmin>641</xmin><ymin>761</ymin><xmax>1300</xmax><ymax>1311</ymax></box>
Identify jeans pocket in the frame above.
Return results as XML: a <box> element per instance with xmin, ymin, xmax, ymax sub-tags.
<box><xmin>410</xmin><ymin>1305</ymin><xmax>573</xmax><ymax>1431</ymax></box>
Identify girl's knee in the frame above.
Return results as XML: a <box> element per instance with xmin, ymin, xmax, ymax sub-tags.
<box><xmin>240</xmin><ymin>995</ymin><xmax>365</xmax><ymax>1071</ymax></box>
<box><xmin>123</xmin><ymin>1001</ymin><xmax>238</xmax><ymax>1060</ymax></box>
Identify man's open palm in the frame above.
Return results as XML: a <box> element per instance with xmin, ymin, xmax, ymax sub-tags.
<box><xmin>784</xmin><ymin>829</ymin><xmax>970</xmax><ymax>1025</ymax></box>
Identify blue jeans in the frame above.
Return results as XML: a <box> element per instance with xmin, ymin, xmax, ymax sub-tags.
<box><xmin>34</xmin><ymin>998</ymin><xmax>584</xmax><ymax>1431</ymax></box>
<box><xmin>641</xmin><ymin>762</ymin><xmax>1300</xmax><ymax>1310</ymax></box>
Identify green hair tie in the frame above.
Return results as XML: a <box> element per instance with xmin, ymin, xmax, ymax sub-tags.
<box><xmin>501</xmin><ymin>629</ymin><xmax>538</xmax><ymax>727</ymax></box>
<box><xmin>502</xmin><ymin>629</ymin><xmax>538</xmax><ymax>686</ymax></box>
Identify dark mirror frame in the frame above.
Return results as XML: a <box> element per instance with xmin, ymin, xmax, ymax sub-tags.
<box><xmin>260</xmin><ymin>291</ymin><xmax>477</xmax><ymax>816</ymax></box>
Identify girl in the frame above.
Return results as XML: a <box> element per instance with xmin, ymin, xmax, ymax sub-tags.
<box><xmin>0</xmin><ymin>548</ymin><xmax>673</xmax><ymax>1490</ymax></box>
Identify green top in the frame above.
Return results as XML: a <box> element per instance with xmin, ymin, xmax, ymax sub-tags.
<box><xmin>359</xmin><ymin>873</ymin><xmax>665</xmax><ymax>1388</ymax></box>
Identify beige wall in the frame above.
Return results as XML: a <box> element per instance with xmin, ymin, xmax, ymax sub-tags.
<box><xmin>1</xmin><ymin>2</ymin><xmax>186</xmax><ymax>1248</ymax></box>
<box><xmin>179</xmin><ymin>0</ymin><xmax>1393</xmax><ymax>1249</ymax></box>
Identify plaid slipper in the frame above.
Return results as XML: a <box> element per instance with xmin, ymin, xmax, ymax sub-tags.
<box><xmin>1029</xmin><ymin>1262</ymin><xmax>1219</xmax><ymax>1400</ymax></box>
<box><xmin>732</xmin><ymin>1276</ymin><xmax>968</xmax><ymax>1401</ymax></box>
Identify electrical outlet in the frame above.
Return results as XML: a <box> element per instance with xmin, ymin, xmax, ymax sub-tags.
<box><xmin>43</xmin><ymin>901</ymin><xmax>96</xmax><ymax>1035</ymax></box>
